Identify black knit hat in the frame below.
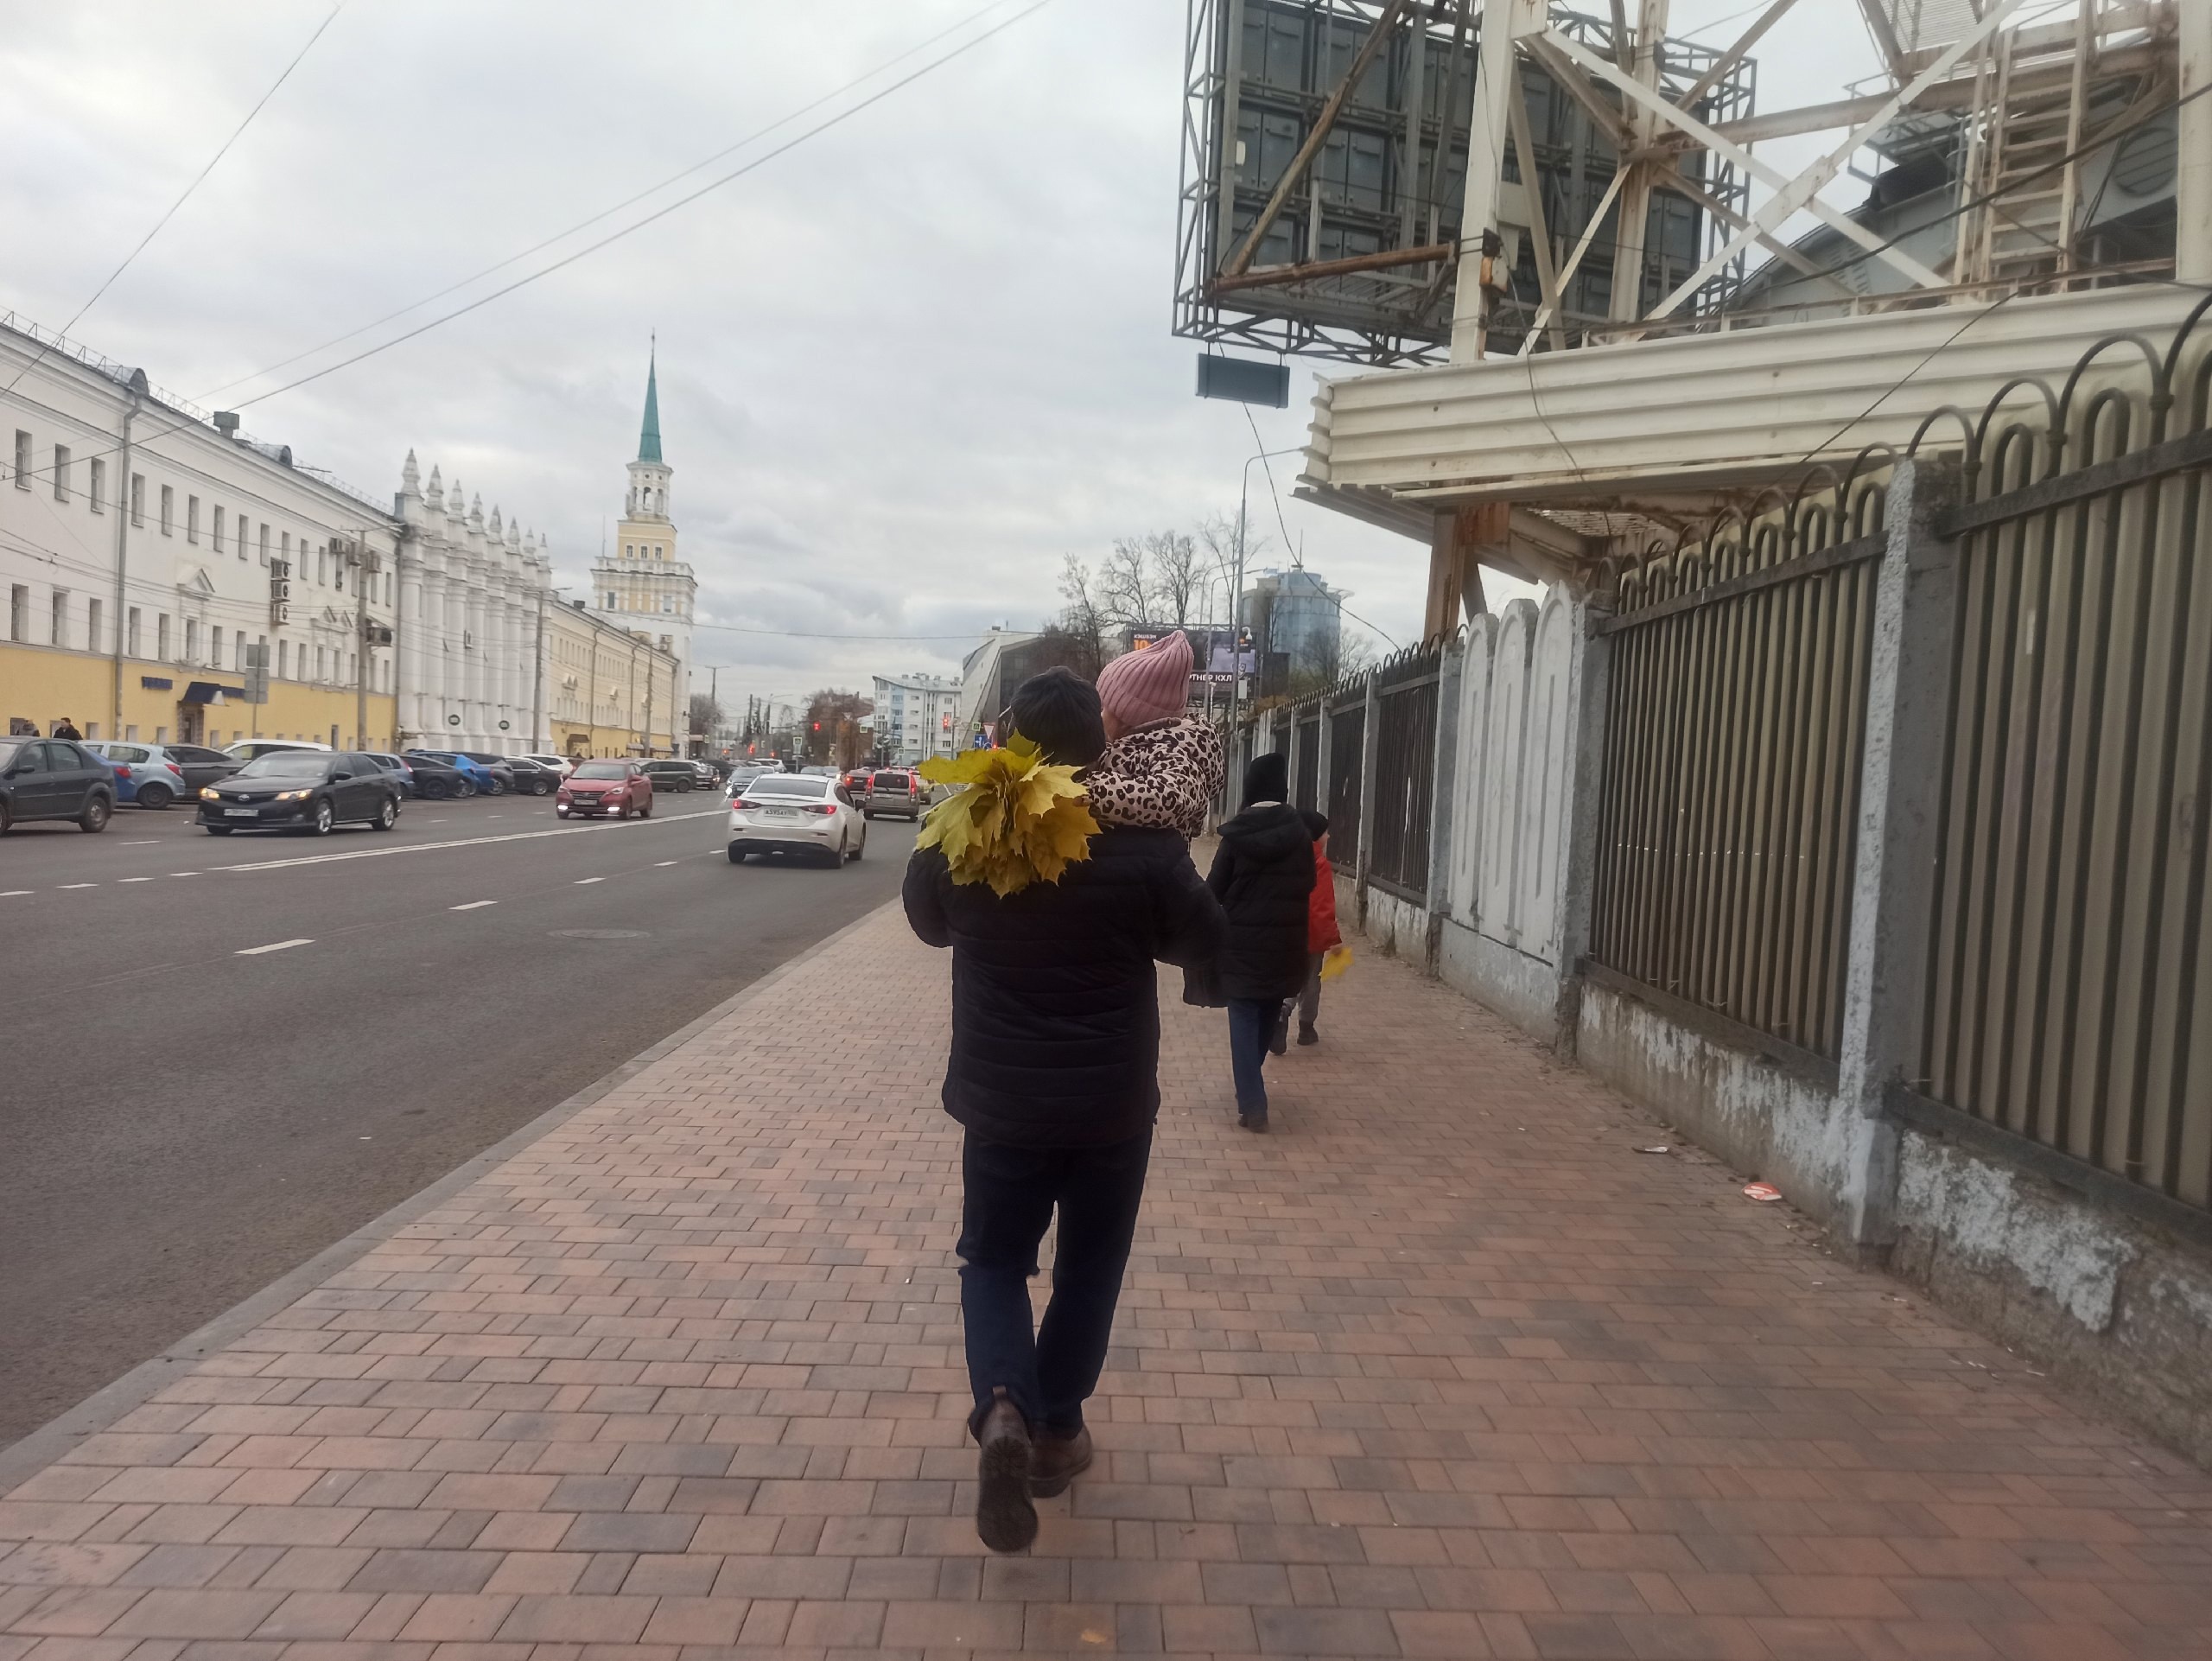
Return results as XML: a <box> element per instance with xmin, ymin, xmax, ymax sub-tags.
<box><xmin>1243</xmin><ymin>750</ymin><xmax>1289</xmax><ymax>803</ymax></box>
<box><xmin>1009</xmin><ymin>667</ymin><xmax>1107</xmax><ymax>767</ymax></box>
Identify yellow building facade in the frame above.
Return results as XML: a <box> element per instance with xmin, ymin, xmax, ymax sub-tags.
<box><xmin>542</xmin><ymin>597</ymin><xmax>679</xmax><ymax>759</ymax></box>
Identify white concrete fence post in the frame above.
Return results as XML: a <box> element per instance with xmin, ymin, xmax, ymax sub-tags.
<box><xmin>1834</xmin><ymin>454</ymin><xmax>1964</xmax><ymax>1251</ymax></box>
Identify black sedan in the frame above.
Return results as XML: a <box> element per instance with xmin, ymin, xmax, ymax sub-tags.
<box><xmin>0</xmin><ymin>735</ymin><xmax>116</xmax><ymax>834</ymax></box>
<box><xmin>641</xmin><ymin>759</ymin><xmax>697</xmax><ymax>793</ymax></box>
<box><xmin>505</xmin><ymin>758</ymin><xmax>561</xmax><ymax>797</ymax></box>
<box><xmin>198</xmin><ymin>750</ymin><xmax>401</xmax><ymax>836</ymax></box>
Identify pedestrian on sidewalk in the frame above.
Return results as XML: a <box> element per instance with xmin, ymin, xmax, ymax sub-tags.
<box><xmin>1288</xmin><ymin>815</ymin><xmax>1339</xmax><ymax>1048</ymax></box>
<box><xmin>51</xmin><ymin>716</ymin><xmax>80</xmax><ymax>741</ymax></box>
<box><xmin>1204</xmin><ymin>750</ymin><xmax>1315</xmax><ymax>1131</ymax></box>
<box><xmin>1085</xmin><ymin>629</ymin><xmax>1224</xmax><ymax>838</ymax></box>
<box><xmin>903</xmin><ymin>667</ymin><xmax>1226</xmax><ymax>1555</ymax></box>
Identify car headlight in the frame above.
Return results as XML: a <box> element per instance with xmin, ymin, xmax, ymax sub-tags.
<box><xmin>199</xmin><ymin>787</ymin><xmax>219</xmax><ymax>800</ymax></box>
<box><xmin>275</xmin><ymin>789</ymin><xmax>312</xmax><ymax>802</ymax></box>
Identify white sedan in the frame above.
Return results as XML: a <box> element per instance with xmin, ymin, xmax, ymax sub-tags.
<box><xmin>728</xmin><ymin>772</ymin><xmax>868</xmax><ymax>866</ymax></box>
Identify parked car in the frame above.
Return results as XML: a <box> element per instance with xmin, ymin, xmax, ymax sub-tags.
<box><xmin>199</xmin><ymin>749</ymin><xmax>402</xmax><ymax>837</ymax></box>
<box><xmin>404</xmin><ymin>750</ymin><xmax>494</xmax><ymax>795</ymax></box>
<box><xmin>359</xmin><ymin>753</ymin><xmax>418</xmax><ymax>796</ymax></box>
<box><xmin>454</xmin><ymin>751</ymin><xmax>518</xmax><ymax>794</ymax></box>
<box><xmin>861</xmin><ymin>768</ymin><xmax>926</xmax><ymax>821</ymax></box>
<box><xmin>641</xmin><ymin>759</ymin><xmax>697</xmax><ymax>793</ymax></box>
<box><xmin>86</xmin><ymin>741</ymin><xmax>207</xmax><ymax>810</ymax></box>
<box><xmin>385</xmin><ymin>753</ymin><xmax>466</xmax><ymax>799</ymax></box>
<box><xmin>728</xmin><ymin>771</ymin><xmax>865</xmax><ymax>865</ymax></box>
<box><xmin>505</xmin><ymin>758</ymin><xmax>562</xmax><ymax>797</ymax></box>
<box><xmin>226</xmin><ymin>739</ymin><xmax>332</xmax><ymax>763</ymax></box>
<box><xmin>688</xmin><ymin>760</ymin><xmax>718</xmax><ymax>790</ymax></box>
<box><xmin>557</xmin><ymin>760</ymin><xmax>652</xmax><ymax>819</ymax></box>
<box><xmin>0</xmin><ymin>735</ymin><xmax>117</xmax><ymax>834</ymax></box>
<box><xmin>521</xmin><ymin>752</ymin><xmax>575</xmax><ymax>779</ymax></box>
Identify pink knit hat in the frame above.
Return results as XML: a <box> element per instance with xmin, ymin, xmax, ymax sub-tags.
<box><xmin>1097</xmin><ymin>630</ymin><xmax>1194</xmax><ymax>728</ymax></box>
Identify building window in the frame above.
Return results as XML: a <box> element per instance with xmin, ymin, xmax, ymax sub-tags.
<box><xmin>127</xmin><ymin>608</ymin><xmax>142</xmax><ymax>657</ymax></box>
<box><xmin>130</xmin><ymin>473</ymin><xmax>144</xmax><ymax>526</ymax></box>
<box><xmin>314</xmin><ymin>646</ymin><xmax>325</xmax><ymax>681</ymax></box>
<box><xmin>213</xmin><ymin>505</ymin><xmax>226</xmax><ymax>554</ymax></box>
<box><xmin>282</xmin><ymin>531</ymin><xmax>291</xmax><ymax>571</ymax></box>
<box><xmin>50</xmin><ymin>589</ymin><xmax>67</xmax><ymax>645</ymax></box>
<box><xmin>187</xmin><ymin>495</ymin><xmax>200</xmax><ymax>544</ymax></box>
<box><xmin>8</xmin><ymin>584</ymin><xmax>27</xmax><ymax>641</ymax></box>
<box><xmin>184</xmin><ymin>619</ymin><xmax>200</xmax><ymax>663</ymax></box>
<box><xmin>258</xmin><ymin>524</ymin><xmax>270</xmax><ymax>565</ymax></box>
<box><xmin>89</xmin><ymin>456</ymin><xmax>105</xmax><ymax>512</ymax></box>
<box><xmin>52</xmin><ymin>445</ymin><xmax>70</xmax><ymax>502</ymax></box>
<box><xmin>316</xmin><ymin>546</ymin><xmax>327</xmax><ymax>588</ymax></box>
<box><xmin>11</xmin><ymin>430</ymin><xmax>28</xmax><ymax>488</ymax></box>
<box><xmin>212</xmin><ymin>625</ymin><xmax>224</xmax><ymax>668</ymax></box>
<box><xmin>124</xmin><ymin>725</ymin><xmax>137</xmax><ymax>742</ymax></box>
<box><xmin>278</xmin><ymin>640</ymin><xmax>289</xmax><ymax>678</ymax></box>
<box><xmin>160</xmin><ymin>485</ymin><xmax>174</xmax><ymax>535</ymax></box>
<box><xmin>87</xmin><ymin>598</ymin><xmax>102</xmax><ymax>652</ymax></box>
<box><xmin>156</xmin><ymin>614</ymin><xmax>171</xmax><ymax>660</ymax></box>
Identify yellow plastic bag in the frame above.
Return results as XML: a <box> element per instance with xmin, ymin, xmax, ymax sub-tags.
<box><xmin>1319</xmin><ymin>943</ymin><xmax>1354</xmax><ymax>982</ymax></box>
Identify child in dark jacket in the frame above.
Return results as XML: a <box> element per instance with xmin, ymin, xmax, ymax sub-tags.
<box><xmin>903</xmin><ymin>668</ymin><xmax>1224</xmax><ymax>1555</ymax></box>
<box><xmin>1205</xmin><ymin>751</ymin><xmax>1315</xmax><ymax>1132</ymax></box>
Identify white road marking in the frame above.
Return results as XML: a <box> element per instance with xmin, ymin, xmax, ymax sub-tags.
<box><xmin>574</xmin><ymin>876</ymin><xmax>603</xmax><ymax>885</ymax></box>
<box><xmin>237</xmin><ymin>938</ymin><xmax>313</xmax><ymax>956</ymax></box>
<box><xmin>210</xmin><ymin>808</ymin><xmax>721</xmax><ymax>874</ymax></box>
<box><xmin>58</xmin><ymin>883</ymin><xmax>98</xmax><ymax>890</ymax></box>
<box><xmin>0</xmin><ymin>890</ymin><xmax>31</xmax><ymax>898</ymax></box>
<box><xmin>122</xmin><ymin>839</ymin><xmax>157</xmax><ymax>845</ymax></box>
<box><xmin>450</xmin><ymin>900</ymin><xmax>498</xmax><ymax>910</ymax></box>
<box><xmin>654</xmin><ymin>861</ymin><xmax>677</xmax><ymax>867</ymax></box>
<box><xmin>169</xmin><ymin>872</ymin><xmax>197</xmax><ymax>878</ymax></box>
<box><xmin>118</xmin><ymin>877</ymin><xmax>154</xmax><ymax>883</ymax></box>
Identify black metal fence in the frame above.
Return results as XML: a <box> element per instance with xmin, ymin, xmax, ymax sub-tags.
<box><xmin>1588</xmin><ymin>474</ymin><xmax>1885</xmax><ymax>1066</ymax></box>
<box><xmin>1294</xmin><ymin>710</ymin><xmax>1320</xmax><ymax>814</ymax></box>
<box><xmin>1913</xmin><ymin>310</ymin><xmax>2212</xmax><ymax>1213</ymax></box>
<box><xmin>1327</xmin><ymin>695</ymin><xmax>1365</xmax><ymax>875</ymax></box>
<box><xmin>1368</xmin><ymin>646</ymin><xmax>1442</xmax><ymax>899</ymax></box>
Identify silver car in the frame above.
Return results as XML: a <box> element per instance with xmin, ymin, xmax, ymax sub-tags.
<box><xmin>85</xmin><ymin>741</ymin><xmax>239</xmax><ymax>810</ymax></box>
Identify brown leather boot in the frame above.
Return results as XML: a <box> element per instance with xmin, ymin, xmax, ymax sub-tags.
<box><xmin>973</xmin><ymin>1389</ymin><xmax>1037</xmax><ymax>1552</ymax></box>
<box><xmin>1028</xmin><ymin>1426</ymin><xmax>1094</xmax><ymax>1498</ymax></box>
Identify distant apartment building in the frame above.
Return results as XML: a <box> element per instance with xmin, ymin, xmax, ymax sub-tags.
<box><xmin>871</xmin><ymin>671</ymin><xmax>961</xmax><ymax>764</ymax></box>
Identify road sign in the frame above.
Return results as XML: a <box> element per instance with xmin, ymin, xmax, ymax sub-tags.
<box><xmin>240</xmin><ymin>642</ymin><xmax>270</xmax><ymax>705</ymax></box>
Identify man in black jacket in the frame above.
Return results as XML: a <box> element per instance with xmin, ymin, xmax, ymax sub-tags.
<box><xmin>904</xmin><ymin>668</ymin><xmax>1225</xmax><ymax>1553</ymax></box>
<box><xmin>1205</xmin><ymin>751</ymin><xmax>1316</xmax><ymax>1132</ymax></box>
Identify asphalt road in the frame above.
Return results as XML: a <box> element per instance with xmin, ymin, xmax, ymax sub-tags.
<box><xmin>0</xmin><ymin>786</ymin><xmax>920</xmax><ymax>1448</ymax></box>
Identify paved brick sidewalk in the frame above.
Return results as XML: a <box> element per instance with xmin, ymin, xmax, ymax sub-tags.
<box><xmin>6</xmin><ymin>899</ymin><xmax>2212</xmax><ymax>1661</ymax></box>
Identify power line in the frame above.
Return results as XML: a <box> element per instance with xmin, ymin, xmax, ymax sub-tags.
<box><xmin>0</xmin><ymin>0</ymin><xmax>1055</xmax><ymax>496</ymax></box>
<box><xmin>219</xmin><ymin>0</ymin><xmax>1055</xmax><ymax>417</ymax></box>
<box><xmin>4</xmin><ymin>3</ymin><xmax>345</xmax><ymax>399</ymax></box>
<box><xmin>194</xmin><ymin>0</ymin><xmax>1022</xmax><ymax>405</ymax></box>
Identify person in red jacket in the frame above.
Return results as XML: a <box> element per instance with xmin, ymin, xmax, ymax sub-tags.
<box><xmin>1294</xmin><ymin>814</ymin><xmax>1340</xmax><ymax>1046</ymax></box>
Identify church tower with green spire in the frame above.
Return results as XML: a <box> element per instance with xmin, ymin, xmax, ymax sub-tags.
<box><xmin>589</xmin><ymin>343</ymin><xmax>697</xmax><ymax>750</ymax></box>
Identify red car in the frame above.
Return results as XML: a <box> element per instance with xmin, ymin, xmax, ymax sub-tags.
<box><xmin>556</xmin><ymin>760</ymin><xmax>653</xmax><ymax>819</ymax></box>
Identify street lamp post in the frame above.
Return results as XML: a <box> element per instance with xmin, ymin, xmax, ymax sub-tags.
<box><xmin>1225</xmin><ymin>447</ymin><xmax>1304</xmax><ymax>807</ymax></box>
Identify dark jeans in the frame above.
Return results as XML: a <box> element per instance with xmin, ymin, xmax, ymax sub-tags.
<box><xmin>1226</xmin><ymin>998</ymin><xmax>1281</xmax><ymax>1113</ymax></box>
<box><xmin>1297</xmin><ymin>951</ymin><xmax>1325</xmax><ymax>1026</ymax></box>
<box><xmin>957</xmin><ymin>1126</ymin><xmax>1154</xmax><ymax>1438</ymax></box>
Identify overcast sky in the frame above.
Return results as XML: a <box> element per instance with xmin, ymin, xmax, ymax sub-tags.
<box><xmin>0</xmin><ymin>1</ymin><xmax>1888</xmax><ymax>708</ymax></box>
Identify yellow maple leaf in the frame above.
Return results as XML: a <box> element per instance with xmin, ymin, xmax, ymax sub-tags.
<box><xmin>918</xmin><ymin>736</ymin><xmax>1097</xmax><ymax>895</ymax></box>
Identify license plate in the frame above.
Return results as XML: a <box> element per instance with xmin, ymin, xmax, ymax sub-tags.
<box><xmin>224</xmin><ymin>807</ymin><xmax>256</xmax><ymax>818</ymax></box>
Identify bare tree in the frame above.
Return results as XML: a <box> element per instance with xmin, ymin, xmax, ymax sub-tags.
<box><xmin>687</xmin><ymin>691</ymin><xmax>723</xmax><ymax>738</ymax></box>
<box><xmin>1148</xmin><ymin>530</ymin><xmax>1204</xmax><ymax>627</ymax></box>
<box><xmin>1100</xmin><ymin>538</ymin><xmax>1154</xmax><ymax>629</ymax></box>
<box><xmin>1054</xmin><ymin>555</ymin><xmax>1110</xmax><ymax>676</ymax></box>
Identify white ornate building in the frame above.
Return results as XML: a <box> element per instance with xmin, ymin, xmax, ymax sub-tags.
<box><xmin>392</xmin><ymin>452</ymin><xmax>547</xmax><ymax>754</ymax></box>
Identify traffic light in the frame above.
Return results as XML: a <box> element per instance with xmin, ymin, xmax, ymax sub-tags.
<box><xmin>812</xmin><ymin>721</ymin><xmax>821</xmax><ymax>731</ymax></box>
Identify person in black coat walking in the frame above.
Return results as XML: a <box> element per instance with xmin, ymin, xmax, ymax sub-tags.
<box><xmin>1205</xmin><ymin>751</ymin><xmax>1315</xmax><ymax>1132</ymax></box>
<box><xmin>904</xmin><ymin>667</ymin><xmax>1225</xmax><ymax>1554</ymax></box>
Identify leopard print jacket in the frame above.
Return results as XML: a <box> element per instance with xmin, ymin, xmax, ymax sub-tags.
<box><xmin>1085</xmin><ymin>716</ymin><xmax>1226</xmax><ymax>840</ymax></box>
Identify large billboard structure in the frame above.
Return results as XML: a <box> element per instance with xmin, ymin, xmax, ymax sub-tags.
<box><xmin>1176</xmin><ymin>1</ymin><xmax>1756</xmax><ymax>367</ymax></box>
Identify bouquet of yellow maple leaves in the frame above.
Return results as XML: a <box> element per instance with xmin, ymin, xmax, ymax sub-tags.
<box><xmin>917</xmin><ymin>735</ymin><xmax>1100</xmax><ymax>897</ymax></box>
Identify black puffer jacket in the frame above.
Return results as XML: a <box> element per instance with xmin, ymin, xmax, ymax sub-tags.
<box><xmin>904</xmin><ymin>826</ymin><xmax>1226</xmax><ymax>1148</ymax></box>
<box><xmin>1205</xmin><ymin>803</ymin><xmax>1318</xmax><ymax>1000</ymax></box>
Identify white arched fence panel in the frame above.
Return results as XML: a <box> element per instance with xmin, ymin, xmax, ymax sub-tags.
<box><xmin>1476</xmin><ymin>598</ymin><xmax>1538</xmax><ymax>942</ymax></box>
<box><xmin>1515</xmin><ymin>589</ymin><xmax>1575</xmax><ymax>965</ymax></box>
<box><xmin>1447</xmin><ymin>613</ymin><xmax>1498</xmax><ymax>924</ymax></box>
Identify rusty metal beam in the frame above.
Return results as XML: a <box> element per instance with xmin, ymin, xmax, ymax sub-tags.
<box><xmin>1223</xmin><ymin>0</ymin><xmax>1414</xmax><ymax>278</ymax></box>
<box><xmin>1208</xmin><ymin>240</ymin><xmax>1455</xmax><ymax>295</ymax></box>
